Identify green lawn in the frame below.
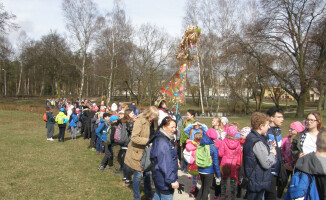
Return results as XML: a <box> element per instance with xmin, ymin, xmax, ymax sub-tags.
<box><xmin>0</xmin><ymin>110</ymin><xmax>133</xmax><ymax>199</ymax></box>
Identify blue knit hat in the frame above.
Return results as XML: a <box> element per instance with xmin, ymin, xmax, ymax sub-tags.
<box><xmin>110</xmin><ymin>115</ymin><xmax>119</xmax><ymax>122</ymax></box>
<box><xmin>60</xmin><ymin>108</ymin><xmax>65</xmax><ymax>112</ymax></box>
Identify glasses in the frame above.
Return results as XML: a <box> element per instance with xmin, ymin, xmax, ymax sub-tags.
<box><xmin>306</xmin><ymin>119</ymin><xmax>317</xmax><ymax>123</ymax></box>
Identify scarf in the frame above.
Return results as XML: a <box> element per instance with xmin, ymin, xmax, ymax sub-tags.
<box><xmin>160</xmin><ymin>128</ymin><xmax>174</xmax><ymax>141</ymax></box>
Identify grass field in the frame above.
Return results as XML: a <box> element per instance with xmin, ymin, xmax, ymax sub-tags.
<box><xmin>0</xmin><ymin>110</ymin><xmax>133</xmax><ymax>199</ymax></box>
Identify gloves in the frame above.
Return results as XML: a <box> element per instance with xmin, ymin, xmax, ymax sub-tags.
<box><xmin>177</xmin><ymin>183</ymin><xmax>184</xmax><ymax>194</ymax></box>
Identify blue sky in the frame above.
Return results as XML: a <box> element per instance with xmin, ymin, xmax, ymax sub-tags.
<box><xmin>3</xmin><ymin>0</ymin><xmax>187</xmax><ymax>45</ymax></box>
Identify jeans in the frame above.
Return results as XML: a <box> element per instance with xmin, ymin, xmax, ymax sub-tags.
<box><xmin>46</xmin><ymin>123</ymin><xmax>54</xmax><ymax>138</ymax></box>
<box><xmin>247</xmin><ymin>191</ymin><xmax>265</xmax><ymax>200</ymax></box>
<box><xmin>196</xmin><ymin>173</ymin><xmax>214</xmax><ymax>200</ymax></box>
<box><xmin>96</xmin><ymin>137</ymin><xmax>103</xmax><ymax>152</ymax></box>
<box><xmin>132</xmin><ymin>170</ymin><xmax>152</xmax><ymax>200</ymax></box>
<box><xmin>71</xmin><ymin>126</ymin><xmax>77</xmax><ymax>139</ymax></box>
<box><xmin>153</xmin><ymin>188</ymin><xmax>173</xmax><ymax>200</ymax></box>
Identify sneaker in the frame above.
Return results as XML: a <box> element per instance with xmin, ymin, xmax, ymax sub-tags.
<box><xmin>189</xmin><ymin>193</ymin><xmax>195</xmax><ymax>198</ymax></box>
<box><xmin>98</xmin><ymin>166</ymin><xmax>105</xmax><ymax>171</ymax></box>
<box><xmin>90</xmin><ymin>148</ymin><xmax>96</xmax><ymax>152</ymax></box>
<box><xmin>49</xmin><ymin>137</ymin><xmax>54</xmax><ymax>141</ymax></box>
<box><xmin>122</xmin><ymin>177</ymin><xmax>127</xmax><ymax>181</ymax></box>
<box><xmin>47</xmin><ymin>138</ymin><xmax>50</xmax><ymax>141</ymax></box>
<box><xmin>125</xmin><ymin>180</ymin><xmax>131</xmax><ymax>185</ymax></box>
<box><xmin>104</xmin><ymin>165</ymin><xmax>111</xmax><ymax>170</ymax></box>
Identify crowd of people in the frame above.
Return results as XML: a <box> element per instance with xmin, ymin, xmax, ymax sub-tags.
<box><xmin>43</xmin><ymin>97</ymin><xmax>326</xmax><ymax>200</ymax></box>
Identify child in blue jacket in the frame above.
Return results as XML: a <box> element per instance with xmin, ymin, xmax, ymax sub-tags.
<box><xmin>196</xmin><ymin>129</ymin><xmax>221</xmax><ymax>200</ymax></box>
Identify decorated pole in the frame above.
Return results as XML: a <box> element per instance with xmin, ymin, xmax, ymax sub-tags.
<box><xmin>159</xmin><ymin>25</ymin><xmax>201</xmax><ymax>108</ymax></box>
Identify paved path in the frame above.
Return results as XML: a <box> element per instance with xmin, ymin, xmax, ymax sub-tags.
<box><xmin>173</xmin><ymin>170</ymin><xmax>245</xmax><ymax>200</ymax></box>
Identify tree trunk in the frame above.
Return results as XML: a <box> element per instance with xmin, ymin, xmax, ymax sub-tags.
<box><xmin>296</xmin><ymin>91</ymin><xmax>306</xmax><ymax>118</ymax></box>
<box><xmin>317</xmin><ymin>88</ymin><xmax>325</xmax><ymax>111</ymax></box>
<box><xmin>16</xmin><ymin>62</ymin><xmax>23</xmax><ymax>96</ymax></box>
<box><xmin>197</xmin><ymin>47</ymin><xmax>204</xmax><ymax>115</ymax></box>
<box><xmin>79</xmin><ymin>51</ymin><xmax>86</xmax><ymax>103</ymax></box>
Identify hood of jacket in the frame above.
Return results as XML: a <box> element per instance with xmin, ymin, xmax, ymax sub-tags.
<box><xmin>224</xmin><ymin>136</ymin><xmax>241</xmax><ymax>150</ymax></box>
<box><xmin>200</xmin><ymin>134</ymin><xmax>214</xmax><ymax>145</ymax></box>
<box><xmin>99</xmin><ymin>118</ymin><xmax>110</xmax><ymax>127</ymax></box>
<box><xmin>295</xmin><ymin>153</ymin><xmax>326</xmax><ymax>176</ymax></box>
<box><xmin>186</xmin><ymin>139</ymin><xmax>199</xmax><ymax>151</ymax></box>
<box><xmin>57</xmin><ymin>112</ymin><xmax>66</xmax><ymax>117</ymax></box>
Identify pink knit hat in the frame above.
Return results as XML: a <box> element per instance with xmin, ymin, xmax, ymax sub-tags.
<box><xmin>227</xmin><ymin>126</ymin><xmax>238</xmax><ymax>137</ymax></box>
<box><xmin>290</xmin><ymin>121</ymin><xmax>305</xmax><ymax>133</ymax></box>
<box><xmin>240</xmin><ymin>127</ymin><xmax>251</xmax><ymax>137</ymax></box>
<box><xmin>206</xmin><ymin>128</ymin><xmax>217</xmax><ymax>140</ymax></box>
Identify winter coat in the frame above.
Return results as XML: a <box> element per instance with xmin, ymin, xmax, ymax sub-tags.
<box><xmin>243</xmin><ymin>130</ymin><xmax>273</xmax><ymax>192</ymax></box>
<box><xmin>69</xmin><ymin>113</ymin><xmax>79</xmax><ymax>127</ymax></box>
<box><xmin>150</xmin><ymin>130</ymin><xmax>178</xmax><ymax>192</ymax></box>
<box><xmin>291</xmin><ymin>129</ymin><xmax>309</xmax><ymax>160</ymax></box>
<box><xmin>282</xmin><ymin>136</ymin><xmax>296</xmax><ymax>167</ymax></box>
<box><xmin>55</xmin><ymin>112</ymin><xmax>68</xmax><ymax>128</ymax></box>
<box><xmin>180</xmin><ymin>119</ymin><xmax>195</xmax><ymax>145</ymax></box>
<box><xmin>95</xmin><ymin>119</ymin><xmax>110</xmax><ymax>141</ymax></box>
<box><xmin>184</xmin><ymin>124</ymin><xmax>208</xmax><ymax>141</ymax></box>
<box><xmin>124</xmin><ymin>114</ymin><xmax>151</xmax><ymax>171</ymax></box>
<box><xmin>295</xmin><ymin>152</ymin><xmax>326</xmax><ymax>199</ymax></box>
<box><xmin>197</xmin><ymin>134</ymin><xmax>221</xmax><ymax>178</ymax></box>
<box><xmin>46</xmin><ymin>111</ymin><xmax>55</xmax><ymax>125</ymax></box>
<box><xmin>186</xmin><ymin>139</ymin><xmax>200</xmax><ymax>175</ymax></box>
<box><xmin>266</xmin><ymin>126</ymin><xmax>282</xmax><ymax>175</ymax></box>
<box><xmin>219</xmin><ymin>135</ymin><xmax>241</xmax><ymax>178</ymax></box>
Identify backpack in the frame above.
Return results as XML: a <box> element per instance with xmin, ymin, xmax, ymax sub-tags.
<box><xmin>195</xmin><ymin>144</ymin><xmax>212</xmax><ymax>168</ymax></box>
<box><xmin>43</xmin><ymin>112</ymin><xmax>48</xmax><ymax>122</ymax></box>
<box><xmin>284</xmin><ymin>170</ymin><xmax>320</xmax><ymax>200</ymax></box>
<box><xmin>183</xmin><ymin>148</ymin><xmax>192</xmax><ymax>163</ymax></box>
<box><xmin>113</xmin><ymin>123</ymin><xmax>130</xmax><ymax>146</ymax></box>
<box><xmin>140</xmin><ymin>135</ymin><xmax>167</xmax><ymax>172</ymax></box>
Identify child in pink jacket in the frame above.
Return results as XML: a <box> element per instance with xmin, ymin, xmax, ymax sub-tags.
<box><xmin>186</xmin><ymin>132</ymin><xmax>202</xmax><ymax>198</ymax></box>
<box><xmin>219</xmin><ymin>125</ymin><xmax>241</xmax><ymax>200</ymax></box>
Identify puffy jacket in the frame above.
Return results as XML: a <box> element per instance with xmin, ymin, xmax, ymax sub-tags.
<box><xmin>186</xmin><ymin>139</ymin><xmax>199</xmax><ymax>174</ymax></box>
<box><xmin>243</xmin><ymin>130</ymin><xmax>272</xmax><ymax>192</ymax></box>
<box><xmin>180</xmin><ymin>119</ymin><xmax>195</xmax><ymax>144</ymax></box>
<box><xmin>197</xmin><ymin>134</ymin><xmax>221</xmax><ymax>178</ymax></box>
<box><xmin>69</xmin><ymin>113</ymin><xmax>79</xmax><ymax>127</ymax></box>
<box><xmin>95</xmin><ymin>119</ymin><xmax>110</xmax><ymax>141</ymax></box>
<box><xmin>282</xmin><ymin>136</ymin><xmax>296</xmax><ymax>167</ymax></box>
<box><xmin>150</xmin><ymin>130</ymin><xmax>178</xmax><ymax>192</ymax></box>
<box><xmin>219</xmin><ymin>136</ymin><xmax>241</xmax><ymax>178</ymax></box>
<box><xmin>184</xmin><ymin>124</ymin><xmax>208</xmax><ymax>141</ymax></box>
<box><xmin>291</xmin><ymin>129</ymin><xmax>309</xmax><ymax>160</ymax></box>
<box><xmin>266</xmin><ymin>127</ymin><xmax>282</xmax><ymax>175</ymax></box>
<box><xmin>55</xmin><ymin>112</ymin><xmax>68</xmax><ymax>127</ymax></box>
<box><xmin>295</xmin><ymin>152</ymin><xmax>326</xmax><ymax>199</ymax></box>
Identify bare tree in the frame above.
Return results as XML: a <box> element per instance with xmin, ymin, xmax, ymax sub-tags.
<box><xmin>62</xmin><ymin>0</ymin><xmax>100</xmax><ymax>101</ymax></box>
<box><xmin>253</xmin><ymin>0</ymin><xmax>326</xmax><ymax>117</ymax></box>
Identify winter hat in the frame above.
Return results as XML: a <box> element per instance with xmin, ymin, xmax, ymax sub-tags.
<box><xmin>76</xmin><ymin>108</ymin><xmax>80</xmax><ymax>114</ymax></box>
<box><xmin>290</xmin><ymin>121</ymin><xmax>305</xmax><ymax>133</ymax></box>
<box><xmin>60</xmin><ymin>108</ymin><xmax>65</xmax><ymax>112</ymax></box>
<box><xmin>221</xmin><ymin>117</ymin><xmax>229</xmax><ymax>125</ymax></box>
<box><xmin>206</xmin><ymin>128</ymin><xmax>217</xmax><ymax>140</ymax></box>
<box><xmin>118</xmin><ymin>110</ymin><xmax>125</xmax><ymax>114</ymax></box>
<box><xmin>110</xmin><ymin>115</ymin><xmax>119</xmax><ymax>122</ymax></box>
<box><xmin>240</xmin><ymin>127</ymin><xmax>251</xmax><ymax>137</ymax></box>
<box><xmin>227</xmin><ymin>126</ymin><xmax>238</xmax><ymax>137</ymax></box>
<box><xmin>111</xmin><ymin>103</ymin><xmax>118</xmax><ymax>111</ymax></box>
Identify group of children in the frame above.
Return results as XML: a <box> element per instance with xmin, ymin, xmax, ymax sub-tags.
<box><xmin>44</xmin><ymin>99</ymin><xmax>326</xmax><ymax>200</ymax></box>
<box><xmin>178</xmin><ymin>107</ymin><xmax>326</xmax><ymax>200</ymax></box>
